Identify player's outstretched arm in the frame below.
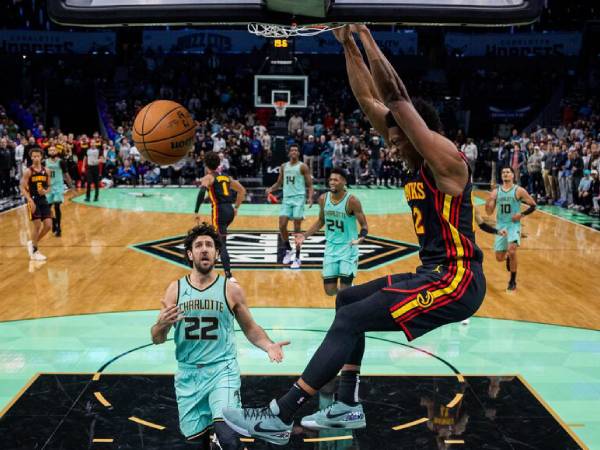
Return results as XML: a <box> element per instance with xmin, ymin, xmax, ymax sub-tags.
<box><xmin>151</xmin><ymin>281</ymin><xmax>181</xmax><ymax>344</ymax></box>
<box><xmin>349</xmin><ymin>196</ymin><xmax>368</xmax><ymax>245</ymax></box>
<box><xmin>333</xmin><ymin>25</ymin><xmax>389</xmax><ymax>137</ymax></box>
<box><xmin>296</xmin><ymin>194</ymin><xmax>326</xmax><ymax>247</ymax></box>
<box><xmin>356</xmin><ymin>26</ymin><xmax>467</xmax><ymax>196</ymax></box>
<box><xmin>230</xmin><ymin>178</ymin><xmax>246</xmax><ymax>212</ymax></box>
<box><xmin>228</xmin><ymin>281</ymin><xmax>290</xmax><ymax>363</ymax></box>
<box><xmin>485</xmin><ymin>189</ymin><xmax>498</xmax><ymax>216</ymax></box>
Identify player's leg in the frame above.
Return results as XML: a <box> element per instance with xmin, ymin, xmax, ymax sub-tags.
<box><xmin>291</xmin><ymin>218</ymin><xmax>303</xmax><ymax>268</ymax></box>
<box><xmin>322</xmin><ymin>254</ymin><xmax>341</xmax><ymax>296</ymax></box>
<box><xmin>175</xmin><ymin>368</ymin><xmax>213</xmax><ymax>447</ymax></box>
<box><xmin>53</xmin><ymin>202</ymin><xmax>63</xmax><ymax>236</ymax></box>
<box><xmin>31</xmin><ymin>219</ymin><xmax>42</xmax><ymax>255</ymax></box>
<box><xmin>85</xmin><ymin>168</ymin><xmax>92</xmax><ymax>201</ymax></box>
<box><xmin>92</xmin><ymin>166</ymin><xmax>100</xmax><ymax>201</ymax></box>
<box><xmin>209</xmin><ymin>360</ymin><xmax>242</xmax><ymax>450</ymax></box>
<box><xmin>278</xmin><ymin>213</ymin><xmax>293</xmax><ymax>264</ymax></box>
<box><xmin>217</xmin><ymin>207</ymin><xmax>235</xmax><ymax>280</ymax></box>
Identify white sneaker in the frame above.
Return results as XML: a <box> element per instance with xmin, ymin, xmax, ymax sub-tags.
<box><xmin>461</xmin><ymin>319</ymin><xmax>470</xmax><ymax>325</ymax></box>
<box><xmin>31</xmin><ymin>251</ymin><xmax>47</xmax><ymax>261</ymax></box>
<box><xmin>290</xmin><ymin>258</ymin><xmax>301</xmax><ymax>269</ymax></box>
<box><xmin>283</xmin><ymin>249</ymin><xmax>294</xmax><ymax>265</ymax></box>
<box><xmin>27</xmin><ymin>240</ymin><xmax>34</xmax><ymax>257</ymax></box>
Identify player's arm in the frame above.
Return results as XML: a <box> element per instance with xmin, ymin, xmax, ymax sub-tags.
<box><xmin>356</xmin><ymin>25</ymin><xmax>468</xmax><ymax>196</ymax></box>
<box><xmin>227</xmin><ymin>281</ymin><xmax>289</xmax><ymax>363</ymax></box>
<box><xmin>230</xmin><ymin>178</ymin><xmax>246</xmax><ymax>212</ymax></box>
<box><xmin>333</xmin><ymin>26</ymin><xmax>389</xmax><ymax>137</ymax></box>
<box><xmin>20</xmin><ymin>168</ymin><xmax>35</xmax><ymax>211</ymax></box>
<box><xmin>475</xmin><ymin>208</ymin><xmax>504</xmax><ymax>235</ymax></box>
<box><xmin>266</xmin><ymin>164</ymin><xmax>285</xmax><ymax>195</ymax></box>
<box><xmin>151</xmin><ymin>281</ymin><xmax>181</xmax><ymax>345</ymax></box>
<box><xmin>296</xmin><ymin>194</ymin><xmax>326</xmax><ymax>247</ymax></box>
<box><xmin>514</xmin><ymin>187</ymin><xmax>536</xmax><ymax>222</ymax></box>
<box><xmin>60</xmin><ymin>160</ymin><xmax>73</xmax><ymax>188</ymax></box>
<box><xmin>301</xmin><ymin>163</ymin><xmax>314</xmax><ymax>207</ymax></box>
<box><xmin>485</xmin><ymin>189</ymin><xmax>498</xmax><ymax>216</ymax></box>
<box><xmin>194</xmin><ymin>174</ymin><xmax>213</xmax><ymax>215</ymax></box>
<box><xmin>44</xmin><ymin>168</ymin><xmax>51</xmax><ymax>194</ymax></box>
<box><xmin>348</xmin><ymin>195</ymin><xmax>368</xmax><ymax>245</ymax></box>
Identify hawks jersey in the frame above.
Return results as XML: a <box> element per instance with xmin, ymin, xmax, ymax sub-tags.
<box><xmin>496</xmin><ymin>185</ymin><xmax>520</xmax><ymax>224</ymax></box>
<box><xmin>28</xmin><ymin>166</ymin><xmax>49</xmax><ymax>200</ymax></box>
<box><xmin>209</xmin><ymin>175</ymin><xmax>236</xmax><ymax>205</ymax></box>
<box><xmin>174</xmin><ymin>275</ymin><xmax>237</xmax><ymax>365</ymax></box>
<box><xmin>282</xmin><ymin>161</ymin><xmax>305</xmax><ymax>199</ymax></box>
<box><xmin>404</xmin><ymin>164</ymin><xmax>483</xmax><ymax>266</ymax></box>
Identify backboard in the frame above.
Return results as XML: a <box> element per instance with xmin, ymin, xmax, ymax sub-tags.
<box><xmin>48</xmin><ymin>0</ymin><xmax>544</xmax><ymax>27</ymax></box>
<box><xmin>254</xmin><ymin>75</ymin><xmax>308</xmax><ymax>109</ymax></box>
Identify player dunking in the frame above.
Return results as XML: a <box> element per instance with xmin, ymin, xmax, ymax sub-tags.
<box><xmin>223</xmin><ymin>25</ymin><xmax>486</xmax><ymax>445</ymax></box>
<box><xmin>195</xmin><ymin>151</ymin><xmax>246</xmax><ymax>282</ymax></box>
<box><xmin>46</xmin><ymin>145</ymin><xmax>73</xmax><ymax>237</ymax></box>
<box><xmin>151</xmin><ymin>223</ymin><xmax>289</xmax><ymax>450</ymax></box>
<box><xmin>486</xmin><ymin>167</ymin><xmax>536</xmax><ymax>290</ymax></box>
<box><xmin>266</xmin><ymin>143</ymin><xmax>314</xmax><ymax>269</ymax></box>
<box><xmin>296</xmin><ymin>168</ymin><xmax>368</xmax><ymax>296</ymax></box>
<box><xmin>21</xmin><ymin>147</ymin><xmax>52</xmax><ymax>261</ymax></box>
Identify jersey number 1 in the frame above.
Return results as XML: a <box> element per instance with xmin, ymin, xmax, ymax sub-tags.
<box><xmin>184</xmin><ymin>317</ymin><xmax>218</xmax><ymax>340</ymax></box>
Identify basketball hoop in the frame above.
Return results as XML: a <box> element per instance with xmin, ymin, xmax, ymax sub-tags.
<box><xmin>274</xmin><ymin>100</ymin><xmax>288</xmax><ymax>118</ymax></box>
<box><xmin>247</xmin><ymin>22</ymin><xmax>343</xmax><ymax>39</ymax></box>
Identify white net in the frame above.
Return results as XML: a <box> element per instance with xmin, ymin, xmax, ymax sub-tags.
<box><xmin>247</xmin><ymin>23</ymin><xmax>343</xmax><ymax>39</ymax></box>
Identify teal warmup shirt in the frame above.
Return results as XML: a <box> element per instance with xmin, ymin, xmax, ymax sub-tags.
<box><xmin>46</xmin><ymin>158</ymin><xmax>64</xmax><ymax>192</ymax></box>
<box><xmin>324</xmin><ymin>192</ymin><xmax>357</xmax><ymax>248</ymax></box>
<box><xmin>174</xmin><ymin>275</ymin><xmax>236</xmax><ymax>365</ymax></box>
<box><xmin>283</xmin><ymin>161</ymin><xmax>305</xmax><ymax>199</ymax></box>
<box><xmin>496</xmin><ymin>185</ymin><xmax>520</xmax><ymax>224</ymax></box>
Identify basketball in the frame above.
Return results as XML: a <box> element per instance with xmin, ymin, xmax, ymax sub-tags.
<box><xmin>132</xmin><ymin>100</ymin><xmax>195</xmax><ymax>165</ymax></box>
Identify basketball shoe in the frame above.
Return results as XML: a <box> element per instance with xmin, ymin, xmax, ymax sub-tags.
<box><xmin>300</xmin><ymin>400</ymin><xmax>366</xmax><ymax>430</ymax></box>
<box><xmin>223</xmin><ymin>400</ymin><xmax>292</xmax><ymax>446</ymax></box>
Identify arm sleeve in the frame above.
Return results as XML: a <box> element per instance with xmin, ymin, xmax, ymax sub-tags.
<box><xmin>194</xmin><ymin>187</ymin><xmax>207</xmax><ymax>213</ymax></box>
<box><xmin>477</xmin><ymin>222</ymin><xmax>498</xmax><ymax>235</ymax></box>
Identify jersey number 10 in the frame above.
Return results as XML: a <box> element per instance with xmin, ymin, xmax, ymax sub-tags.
<box><xmin>501</xmin><ymin>204</ymin><xmax>511</xmax><ymax>214</ymax></box>
<box><xmin>184</xmin><ymin>317</ymin><xmax>218</xmax><ymax>340</ymax></box>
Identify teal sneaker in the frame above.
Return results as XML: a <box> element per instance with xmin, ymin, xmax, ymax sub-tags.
<box><xmin>222</xmin><ymin>399</ymin><xmax>292</xmax><ymax>446</ymax></box>
<box><xmin>300</xmin><ymin>400</ymin><xmax>366</xmax><ymax>430</ymax></box>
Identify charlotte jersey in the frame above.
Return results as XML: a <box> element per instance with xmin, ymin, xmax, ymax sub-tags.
<box><xmin>46</xmin><ymin>158</ymin><xmax>66</xmax><ymax>192</ymax></box>
<box><xmin>28</xmin><ymin>166</ymin><xmax>49</xmax><ymax>200</ymax></box>
<box><xmin>209</xmin><ymin>175</ymin><xmax>236</xmax><ymax>205</ymax></box>
<box><xmin>174</xmin><ymin>275</ymin><xmax>236</xmax><ymax>365</ymax></box>
<box><xmin>282</xmin><ymin>162</ymin><xmax>305</xmax><ymax>199</ymax></box>
<box><xmin>324</xmin><ymin>192</ymin><xmax>357</xmax><ymax>246</ymax></box>
<box><xmin>496</xmin><ymin>185</ymin><xmax>520</xmax><ymax>224</ymax></box>
<box><xmin>404</xmin><ymin>164</ymin><xmax>483</xmax><ymax>266</ymax></box>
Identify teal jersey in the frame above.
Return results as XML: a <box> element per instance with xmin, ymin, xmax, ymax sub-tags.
<box><xmin>174</xmin><ymin>275</ymin><xmax>236</xmax><ymax>366</ymax></box>
<box><xmin>282</xmin><ymin>161</ymin><xmax>305</xmax><ymax>199</ymax></box>
<box><xmin>46</xmin><ymin>158</ymin><xmax>64</xmax><ymax>192</ymax></box>
<box><xmin>324</xmin><ymin>192</ymin><xmax>358</xmax><ymax>246</ymax></box>
<box><xmin>496</xmin><ymin>185</ymin><xmax>520</xmax><ymax>224</ymax></box>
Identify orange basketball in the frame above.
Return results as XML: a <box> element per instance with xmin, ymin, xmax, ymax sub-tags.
<box><xmin>132</xmin><ymin>100</ymin><xmax>195</xmax><ymax>165</ymax></box>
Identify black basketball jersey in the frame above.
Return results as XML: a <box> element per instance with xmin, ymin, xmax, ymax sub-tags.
<box><xmin>208</xmin><ymin>175</ymin><xmax>235</xmax><ymax>206</ymax></box>
<box><xmin>28</xmin><ymin>166</ymin><xmax>49</xmax><ymax>200</ymax></box>
<box><xmin>404</xmin><ymin>164</ymin><xmax>483</xmax><ymax>266</ymax></box>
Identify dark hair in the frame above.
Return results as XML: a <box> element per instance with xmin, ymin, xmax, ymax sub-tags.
<box><xmin>501</xmin><ymin>166</ymin><xmax>515</xmax><ymax>175</ymax></box>
<box><xmin>412</xmin><ymin>98</ymin><xmax>443</xmax><ymax>133</ymax></box>
<box><xmin>29</xmin><ymin>147</ymin><xmax>43</xmax><ymax>156</ymax></box>
<box><xmin>330</xmin><ymin>167</ymin><xmax>348</xmax><ymax>180</ymax></box>
<box><xmin>288</xmin><ymin>143</ymin><xmax>299</xmax><ymax>151</ymax></box>
<box><xmin>204</xmin><ymin>151</ymin><xmax>220</xmax><ymax>171</ymax></box>
<box><xmin>183</xmin><ymin>222</ymin><xmax>221</xmax><ymax>266</ymax></box>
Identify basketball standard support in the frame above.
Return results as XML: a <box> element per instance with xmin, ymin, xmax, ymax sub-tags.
<box><xmin>48</xmin><ymin>0</ymin><xmax>544</xmax><ymax>27</ymax></box>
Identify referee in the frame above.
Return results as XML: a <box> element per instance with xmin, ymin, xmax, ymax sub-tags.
<box><xmin>84</xmin><ymin>140</ymin><xmax>103</xmax><ymax>202</ymax></box>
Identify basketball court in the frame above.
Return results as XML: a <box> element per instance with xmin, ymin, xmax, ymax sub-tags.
<box><xmin>1</xmin><ymin>1</ymin><xmax>599</xmax><ymax>449</ymax></box>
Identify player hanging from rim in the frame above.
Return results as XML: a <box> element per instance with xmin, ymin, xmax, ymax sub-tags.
<box><xmin>266</xmin><ymin>143</ymin><xmax>314</xmax><ymax>269</ymax></box>
<box><xmin>296</xmin><ymin>168</ymin><xmax>368</xmax><ymax>296</ymax></box>
<box><xmin>222</xmin><ymin>24</ymin><xmax>486</xmax><ymax>445</ymax></box>
<box><xmin>46</xmin><ymin>145</ymin><xmax>73</xmax><ymax>237</ymax></box>
<box><xmin>21</xmin><ymin>147</ymin><xmax>52</xmax><ymax>261</ymax></box>
<box><xmin>151</xmin><ymin>223</ymin><xmax>289</xmax><ymax>450</ymax></box>
<box><xmin>485</xmin><ymin>166</ymin><xmax>536</xmax><ymax>291</ymax></box>
<box><xmin>195</xmin><ymin>151</ymin><xmax>246</xmax><ymax>282</ymax></box>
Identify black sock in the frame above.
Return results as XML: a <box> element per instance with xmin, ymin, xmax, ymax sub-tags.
<box><xmin>337</xmin><ymin>370</ymin><xmax>360</xmax><ymax>406</ymax></box>
<box><xmin>224</xmin><ymin>270</ymin><xmax>232</xmax><ymax>279</ymax></box>
<box><xmin>285</xmin><ymin>240</ymin><xmax>292</xmax><ymax>251</ymax></box>
<box><xmin>295</xmin><ymin>246</ymin><xmax>301</xmax><ymax>259</ymax></box>
<box><xmin>33</xmin><ymin>245</ymin><xmax>38</xmax><ymax>253</ymax></box>
<box><xmin>510</xmin><ymin>271</ymin><xmax>517</xmax><ymax>283</ymax></box>
<box><xmin>276</xmin><ymin>383</ymin><xmax>311</xmax><ymax>424</ymax></box>
<box><xmin>505</xmin><ymin>256</ymin><xmax>510</xmax><ymax>272</ymax></box>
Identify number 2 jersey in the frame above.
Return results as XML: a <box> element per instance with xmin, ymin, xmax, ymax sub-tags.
<box><xmin>404</xmin><ymin>164</ymin><xmax>483</xmax><ymax>267</ymax></box>
<box><xmin>174</xmin><ymin>275</ymin><xmax>237</xmax><ymax>366</ymax></box>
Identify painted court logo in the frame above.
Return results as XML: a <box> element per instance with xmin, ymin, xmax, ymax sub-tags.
<box><xmin>132</xmin><ymin>230</ymin><xmax>419</xmax><ymax>271</ymax></box>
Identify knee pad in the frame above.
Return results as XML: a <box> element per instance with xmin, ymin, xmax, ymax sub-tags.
<box><xmin>214</xmin><ymin>421</ymin><xmax>240</xmax><ymax>450</ymax></box>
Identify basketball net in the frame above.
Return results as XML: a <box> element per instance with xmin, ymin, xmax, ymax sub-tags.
<box><xmin>247</xmin><ymin>22</ymin><xmax>343</xmax><ymax>39</ymax></box>
<box><xmin>274</xmin><ymin>100</ymin><xmax>288</xmax><ymax>118</ymax></box>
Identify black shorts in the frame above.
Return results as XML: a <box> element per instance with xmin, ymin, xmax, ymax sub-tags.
<box><xmin>211</xmin><ymin>204</ymin><xmax>234</xmax><ymax>234</ymax></box>
<box><xmin>28</xmin><ymin>198</ymin><xmax>52</xmax><ymax>221</ymax></box>
<box><xmin>381</xmin><ymin>262</ymin><xmax>485</xmax><ymax>341</ymax></box>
